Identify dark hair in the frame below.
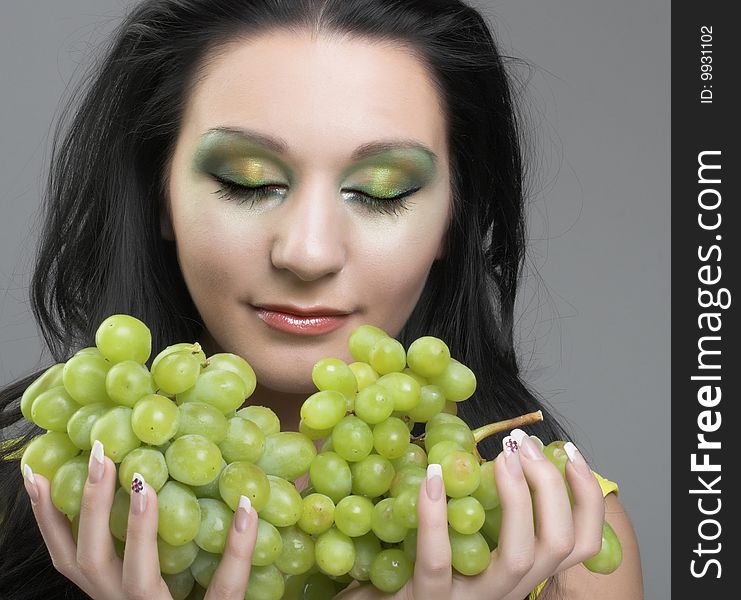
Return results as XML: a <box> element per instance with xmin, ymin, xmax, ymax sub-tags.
<box><xmin>1</xmin><ymin>1</ymin><xmax>569</xmax><ymax>597</ymax></box>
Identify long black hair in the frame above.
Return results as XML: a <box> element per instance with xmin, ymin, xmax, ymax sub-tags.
<box><xmin>0</xmin><ymin>1</ymin><xmax>570</xmax><ymax>598</ymax></box>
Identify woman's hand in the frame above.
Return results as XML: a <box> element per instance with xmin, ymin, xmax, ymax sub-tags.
<box><xmin>334</xmin><ymin>428</ymin><xmax>605</xmax><ymax>600</ymax></box>
<box><xmin>22</xmin><ymin>440</ymin><xmax>258</xmax><ymax>600</ymax></box>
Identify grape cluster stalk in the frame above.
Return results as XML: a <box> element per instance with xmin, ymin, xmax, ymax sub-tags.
<box><xmin>18</xmin><ymin>316</ymin><xmax>622</xmax><ymax>600</ymax></box>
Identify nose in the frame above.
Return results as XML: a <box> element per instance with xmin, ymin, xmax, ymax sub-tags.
<box><xmin>270</xmin><ymin>180</ymin><xmax>347</xmax><ymax>281</ymax></box>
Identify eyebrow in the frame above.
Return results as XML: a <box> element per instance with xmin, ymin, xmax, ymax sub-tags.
<box><xmin>206</xmin><ymin>126</ymin><xmax>438</xmax><ymax>166</ymax></box>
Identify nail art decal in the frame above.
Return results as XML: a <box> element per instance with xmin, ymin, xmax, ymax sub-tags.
<box><xmin>503</xmin><ymin>435</ymin><xmax>519</xmax><ymax>455</ymax></box>
<box><xmin>132</xmin><ymin>473</ymin><xmax>144</xmax><ymax>494</ymax></box>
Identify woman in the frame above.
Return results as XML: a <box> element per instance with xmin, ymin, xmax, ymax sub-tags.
<box><xmin>0</xmin><ymin>0</ymin><xmax>643</xmax><ymax>598</ymax></box>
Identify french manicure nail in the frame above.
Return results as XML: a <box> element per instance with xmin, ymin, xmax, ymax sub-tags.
<box><xmin>564</xmin><ymin>442</ymin><xmax>592</xmax><ymax>476</ymax></box>
<box><xmin>235</xmin><ymin>495</ymin><xmax>252</xmax><ymax>533</ymax></box>
<box><xmin>529</xmin><ymin>435</ymin><xmax>545</xmax><ymax>451</ymax></box>
<box><xmin>502</xmin><ymin>436</ymin><xmax>524</xmax><ymax>477</ymax></box>
<box><xmin>88</xmin><ymin>440</ymin><xmax>105</xmax><ymax>484</ymax></box>
<box><xmin>518</xmin><ymin>435</ymin><xmax>544</xmax><ymax>461</ymax></box>
<box><xmin>131</xmin><ymin>472</ymin><xmax>147</xmax><ymax>515</ymax></box>
<box><xmin>426</xmin><ymin>463</ymin><xmax>443</xmax><ymax>501</ymax></box>
<box><xmin>23</xmin><ymin>464</ymin><xmax>39</xmax><ymax>504</ymax></box>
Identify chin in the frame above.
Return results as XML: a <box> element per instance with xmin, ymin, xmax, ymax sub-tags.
<box><xmin>254</xmin><ymin>367</ymin><xmax>316</xmax><ymax>396</ymax></box>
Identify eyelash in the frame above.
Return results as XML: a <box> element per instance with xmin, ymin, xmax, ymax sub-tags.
<box><xmin>211</xmin><ymin>175</ymin><xmax>417</xmax><ymax>216</ymax></box>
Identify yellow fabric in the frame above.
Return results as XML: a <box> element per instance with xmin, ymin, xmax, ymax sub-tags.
<box><xmin>528</xmin><ymin>471</ymin><xmax>619</xmax><ymax>599</ymax></box>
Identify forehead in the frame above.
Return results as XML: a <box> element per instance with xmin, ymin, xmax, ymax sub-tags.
<box><xmin>180</xmin><ymin>30</ymin><xmax>447</xmax><ymax>168</ymax></box>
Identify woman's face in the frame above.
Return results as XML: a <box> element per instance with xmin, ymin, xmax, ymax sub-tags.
<box><xmin>164</xmin><ymin>31</ymin><xmax>451</xmax><ymax>394</ymax></box>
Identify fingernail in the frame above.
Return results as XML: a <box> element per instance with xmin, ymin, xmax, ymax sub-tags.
<box><xmin>23</xmin><ymin>464</ymin><xmax>39</xmax><ymax>504</ymax></box>
<box><xmin>131</xmin><ymin>472</ymin><xmax>147</xmax><ymax>515</ymax></box>
<box><xmin>235</xmin><ymin>495</ymin><xmax>252</xmax><ymax>533</ymax></box>
<box><xmin>502</xmin><ymin>436</ymin><xmax>524</xmax><ymax>477</ymax></box>
<box><xmin>564</xmin><ymin>442</ymin><xmax>592</xmax><ymax>476</ymax></box>
<box><xmin>426</xmin><ymin>463</ymin><xmax>443</xmax><ymax>501</ymax></box>
<box><xmin>529</xmin><ymin>435</ymin><xmax>544</xmax><ymax>451</ymax></box>
<box><xmin>88</xmin><ymin>440</ymin><xmax>105</xmax><ymax>484</ymax></box>
<box><xmin>511</xmin><ymin>430</ymin><xmax>543</xmax><ymax>461</ymax></box>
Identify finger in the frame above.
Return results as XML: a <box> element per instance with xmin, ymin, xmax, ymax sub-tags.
<box><xmin>555</xmin><ymin>442</ymin><xmax>605</xmax><ymax>569</ymax></box>
<box><xmin>76</xmin><ymin>440</ymin><xmax>121</xmax><ymax>581</ymax></box>
<box><xmin>122</xmin><ymin>473</ymin><xmax>171</xmax><ymax>598</ymax></box>
<box><xmin>412</xmin><ymin>463</ymin><xmax>452</xmax><ymax>599</ymax></box>
<box><xmin>22</xmin><ymin>464</ymin><xmax>81</xmax><ymax>581</ymax></box>
<box><xmin>204</xmin><ymin>495</ymin><xmax>258</xmax><ymax>600</ymax></box>
<box><xmin>514</xmin><ymin>432</ymin><xmax>575</xmax><ymax>573</ymax></box>
<box><xmin>470</xmin><ymin>439</ymin><xmax>535</xmax><ymax>597</ymax></box>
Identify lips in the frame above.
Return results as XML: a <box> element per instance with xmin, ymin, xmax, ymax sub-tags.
<box><xmin>254</xmin><ymin>304</ymin><xmax>352</xmax><ymax>317</ymax></box>
<box><xmin>251</xmin><ymin>304</ymin><xmax>352</xmax><ymax>335</ymax></box>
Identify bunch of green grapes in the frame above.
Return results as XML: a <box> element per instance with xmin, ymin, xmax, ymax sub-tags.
<box><xmin>18</xmin><ymin>316</ymin><xmax>621</xmax><ymax>600</ymax></box>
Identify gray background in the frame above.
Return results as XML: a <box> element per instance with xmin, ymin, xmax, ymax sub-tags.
<box><xmin>0</xmin><ymin>1</ymin><xmax>669</xmax><ymax>598</ymax></box>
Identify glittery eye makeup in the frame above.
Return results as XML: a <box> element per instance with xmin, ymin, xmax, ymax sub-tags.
<box><xmin>192</xmin><ymin>128</ymin><xmax>438</xmax><ymax>214</ymax></box>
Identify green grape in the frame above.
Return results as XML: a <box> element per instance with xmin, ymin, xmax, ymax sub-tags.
<box><xmin>426</xmin><ymin>440</ymin><xmax>464</xmax><ymax>466</ymax></box>
<box><xmin>157</xmin><ymin>480</ymin><xmax>201</xmax><ymax>546</ymax></box>
<box><xmin>309</xmin><ymin>452</ymin><xmax>352</xmax><ymax>503</ymax></box>
<box><xmin>173</xmin><ymin>401</ymin><xmax>228</xmax><ymax>444</ymax></box>
<box><xmin>348</xmin><ymin>362</ymin><xmax>378</xmax><ymax>391</ymax></box>
<box><xmin>297</xmin><ymin>492</ymin><xmax>335</xmax><ymax>535</ymax></box>
<box><xmin>130</xmin><ymin>393</ymin><xmax>179</xmax><ymax>445</ymax></box>
<box><xmin>543</xmin><ymin>440</ymin><xmax>574</xmax><ymax>503</ymax></box>
<box><xmin>428</xmin><ymin>360</ymin><xmax>476</xmax><ymax>402</ymax></box>
<box><xmin>424</xmin><ymin>412</ymin><xmax>467</xmax><ymax>433</ymax></box>
<box><xmin>95</xmin><ymin>314</ymin><xmax>152</xmax><ymax>364</ymax></box>
<box><xmin>402</xmin><ymin>367</ymin><xmax>428</xmax><ymax>387</ymax></box>
<box><xmin>162</xmin><ymin>568</ymin><xmax>196</xmax><ymax>600</ymax></box>
<box><xmin>424</xmin><ymin>422</ymin><xmax>475</xmax><ymax>454</ymax></box>
<box><xmin>334</xmin><ymin>495</ymin><xmax>374</xmax><ymax>537</ymax></box>
<box><xmin>369</xmin><ymin>548</ymin><xmax>413</xmax><ymax>594</ymax></box>
<box><xmin>105</xmin><ymin>360</ymin><xmax>155</xmax><ymax>408</ymax></box>
<box><xmin>407</xmin><ymin>384</ymin><xmax>446</xmax><ymax>422</ymax></box>
<box><xmin>440</xmin><ymin>450</ymin><xmax>481</xmax><ymax>498</ymax></box>
<box><xmin>165</xmin><ymin>434</ymin><xmax>222</xmax><ymax>487</ymax></box>
<box><xmin>348</xmin><ymin>325</ymin><xmax>388</xmax><ymax>363</ymax></box>
<box><xmin>447</xmin><ymin>496</ymin><xmax>485</xmax><ymax>535</ymax></box>
<box><xmin>245</xmin><ymin>564</ymin><xmax>285</xmax><ymax>600</ymax></box>
<box><xmin>407</xmin><ymin>336</ymin><xmax>451</xmax><ymax>378</ymax></box>
<box><xmin>89</xmin><ymin>406</ymin><xmax>141</xmax><ymax>462</ymax></box>
<box><xmin>50</xmin><ymin>454</ymin><xmax>88</xmax><ymax>517</ymax></box>
<box><xmin>218</xmin><ymin>461</ymin><xmax>270</xmax><ymax>512</ymax></box>
<box><xmin>275</xmin><ymin>525</ymin><xmax>315</xmax><ymax>575</ymax></box>
<box><xmin>349</xmin><ymin>532</ymin><xmax>382</xmax><ymax>581</ymax></box>
<box><xmin>481</xmin><ymin>506</ymin><xmax>503</xmax><ymax>548</ymax></box>
<box><xmin>193</xmin><ymin>498</ymin><xmax>233</xmax><ymax>554</ymax></box>
<box><xmin>471</xmin><ymin>461</ymin><xmax>500</xmax><ymax>509</ymax></box>
<box><xmin>353</xmin><ymin>383</ymin><xmax>394</xmax><ymax>424</ymax></box>
<box><xmin>158</xmin><ymin>538</ymin><xmax>199</xmax><ymax>575</ymax></box>
<box><xmin>152</xmin><ymin>350</ymin><xmax>201</xmax><ymax>396</ymax></box>
<box><xmin>253</xmin><ymin>518</ymin><xmax>283</xmax><ymax>566</ymax></box>
<box><xmin>315</xmin><ymin>527</ymin><xmax>356</xmax><ymax>577</ymax></box>
<box><xmin>236</xmin><ymin>405</ymin><xmax>280</xmax><ymax>436</ymax></box>
<box><xmin>190</xmin><ymin>459</ymin><xmax>226</xmax><ymax>500</ymax></box>
<box><xmin>369</xmin><ymin>337</ymin><xmax>406</xmax><ymax>375</ymax></box>
<box><xmin>391</xmin><ymin>443</ymin><xmax>428</xmax><ymax>472</ymax></box>
<box><xmin>67</xmin><ymin>403</ymin><xmax>109</xmax><ymax>451</ymax></box>
<box><xmin>151</xmin><ymin>343</ymin><xmax>206</xmax><ymax>375</ymax></box>
<box><xmin>372</xmin><ymin>417</ymin><xmax>410</xmax><ymax>460</ymax></box>
<box><xmin>113</xmin><ymin>538</ymin><xmax>126</xmax><ymax>560</ymax></box>
<box><xmin>20</xmin><ymin>431</ymin><xmax>80</xmax><ymax>481</ymax></box>
<box><xmin>255</xmin><ymin>432</ymin><xmax>317</xmax><ymax>482</ymax></box>
<box><xmin>203</xmin><ymin>353</ymin><xmax>256</xmax><ymax>399</ymax></box>
<box><xmin>375</xmin><ymin>373</ymin><xmax>421</xmax><ymax>412</ymax></box>
<box><xmin>62</xmin><ymin>353</ymin><xmax>111</xmax><ymax>405</ymax></box>
<box><xmin>402</xmin><ymin>529</ymin><xmax>418</xmax><ymax>562</ymax></box>
<box><xmin>176</xmin><ymin>369</ymin><xmax>247</xmax><ymax>414</ymax></box>
<box><xmin>331</xmin><ymin>415</ymin><xmax>373</xmax><ymax>462</ymax></box>
<box><xmin>118</xmin><ymin>447</ymin><xmax>168</xmax><ymax>493</ymax></box>
<box><xmin>350</xmin><ymin>454</ymin><xmax>395</xmax><ymax>498</ymax></box>
<box><xmin>189</xmin><ymin>548</ymin><xmax>220</xmax><ymax>588</ymax></box>
<box><xmin>218</xmin><ymin>416</ymin><xmax>265</xmax><ymax>463</ymax></box>
<box><xmin>75</xmin><ymin>346</ymin><xmax>104</xmax><ymax>358</ymax></box>
<box><xmin>299</xmin><ymin>419</ymin><xmax>333</xmax><ymax>441</ymax></box>
<box><xmin>259</xmin><ymin>475</ymin><xmax>303</xmax><ymax>527</ymax></box>
<box><xmin>371</xmin><ymin>497</ymin><xmax>407</xmax><ymax>543</ymax></box>
<box><xmin>442</xmin><ymin>399</ymin><xmax>458</xmax><ymax>415</ymax></box>
<box><xmin>109</xmin><ymin>487</ymin><xmax>131</xmax><ymax>541</ymax></box>
<box><xmin>449</xmin><ymin>529</ymin><xmax>492</xmax><ymax>576</ymax></box>
<box><xmin>29</xmin><ymin>385</ymin><xmax>80</xmax><ymax>432</ymax></box>
<box><xmin>21</xmin><ymin>363</ymin><xmax>64</xmax><ymax>421</ymax></box>
<box><xmin>392</xmin><ymin>488</ymin><xmax>419</xmax><ymax>528</ymax></box>
<box><xmin>389</xmin><ymin>465</ymin><xmax>426</xmax><ymax>497</ymax></box>
<box><xmin>583</xmin><ymin>521</ymin><xmax>623</xmax><ymax>574</ymax></box>
<box><xmin>300</xmin><ymin>390</ymin><xmax>347</xmax><ymax>430</ymax></box>
<box><xmin>312</xmin><ymin>358</ymin><xmax>357</xmax><ymax>399</ymax></box>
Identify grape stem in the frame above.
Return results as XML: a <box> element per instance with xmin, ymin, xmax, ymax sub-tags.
<box><xmin>471</xmin><ymin>410</ymin><xmax>543</xmax><ymax>444</ymax></box>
